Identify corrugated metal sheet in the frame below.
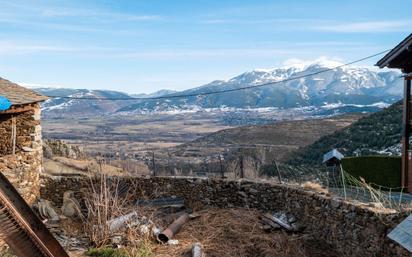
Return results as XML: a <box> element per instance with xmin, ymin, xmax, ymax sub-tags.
<box><xmin>322</xmin><ymin>149</ymin><xmax>344</xmax><ymax>163</ymax></box>
<box><xmin>388</xmin><ymin>214</ymin><xmax>412</xmax><ymax>253</ymax></box>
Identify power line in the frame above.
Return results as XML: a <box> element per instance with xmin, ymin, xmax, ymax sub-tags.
<box><xmin>45</xmin><ymin>49</ymin><xmax>391</xmax><ymax>101</ymax></box>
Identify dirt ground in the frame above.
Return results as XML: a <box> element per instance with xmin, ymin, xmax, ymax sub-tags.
<box><xmin>64</xmin><ymin>208</ymin><xmax>338</xmax><ymax>257</ymax></box>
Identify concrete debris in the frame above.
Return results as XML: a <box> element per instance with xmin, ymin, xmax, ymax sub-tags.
<box><xmin>61</xmin><ymin>191</ymin><xmax>82</xmax><ymax>218</ymax></box>
<box><xmin>262</xmin><ymin>212</ymin><xmax>303</xmax><ymax>232</ymax></box>
<box><xmin>192</xmin><ymin>242</ymin><xmax>204</xmax><ymax>257</ymax></box>
<box><xmin>167</xmin><ymin>239</ymin><xmax>179</xmax><ymax>245</ymax></box>
<box><xmin>260</xmin><ymin>215</ymin><xmax>281</xmax><ymax>231</ymax></box>
<box><xmin>111</xmin><ymin>235</ymin><xmax>123</xmax><ymax>245</ymax></box>
<box><xmin>108</xmin><ymin>211</ymin><xmax>158</xmax><ymax>239</ymax></box>
<box><xmin>54</xmin><ymin>234</ymin><xmax>87</xmax><ymax>252</ymax></box>
<box><xmin>108</xmin><ymin>211</ymin><xmax>138</xmax><ymax>232</ymax></box>
<box><xmin>36</xmin><ymin>199</ymin><xmax>60</xmax><ymax>223</ymax></box>
<box><xmin>152</xmin><ymin>226</ymin><xmax>161</xmax><ymax>238</ymax></box>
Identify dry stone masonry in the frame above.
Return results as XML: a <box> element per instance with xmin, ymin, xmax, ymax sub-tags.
<box><xmin>41</xmin><ymin>175</ymin><xmax>412</xmax><ymax>257</ymax></box>
<box><xmin>0</xmin><ymin>103</ymin><xmax>43</xmax><ymax>204</ymax></box>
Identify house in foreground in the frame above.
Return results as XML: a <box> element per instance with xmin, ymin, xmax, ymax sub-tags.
<box><xmin>0</xmin><ymin>78</ymin><xmax>48</xmax><ymax>204</ymax></box>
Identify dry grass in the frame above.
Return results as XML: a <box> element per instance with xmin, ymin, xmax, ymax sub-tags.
<box><xmin>43</xmin><ymin>157</ymin><xmax>125</xmax><ymax>176</ymax></box>
<box><xmin>301</xmin><ymin>181</ymin><xmax>329</xmax><ymax>195</ymax></box>
<box><xmin>154</xmin><ymin>208</ymin><xmax>320</xmax><ymax>257</ymax></box>
<box><xmin>66</xmin><ymin>205</ymin><xmax>339</xmax><ymax>257</ymax></box>
<box><xmin>72</xmin><ymin>176</ymin><xmax>339</xmax><ymax>257</ymax></box>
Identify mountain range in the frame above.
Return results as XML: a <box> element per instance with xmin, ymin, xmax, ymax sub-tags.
<box><xmin>33</xmin><ymin>59</ymin><xmax>403</xmax><ymax>117</ymax></box>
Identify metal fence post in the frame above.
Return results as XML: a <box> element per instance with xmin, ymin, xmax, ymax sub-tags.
<box><xmin>239</xmin><ymin>154</ymin><xmax>244</xmax><ymax>178</ymax></box>
<box><xmin>273</xmin><ymin>160</ymin><xmax>282</xmax><ymax>184</ymax></box>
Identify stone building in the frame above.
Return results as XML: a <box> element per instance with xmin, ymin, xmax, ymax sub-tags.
<box><xmin>0</xmin><ymin>78</ymin><xmax>48</xmax><ymax>205</ymax></box>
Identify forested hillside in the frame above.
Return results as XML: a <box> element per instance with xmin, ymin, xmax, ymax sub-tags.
<box><xmin>288</xmin><ymin>101</ymin><xmax>403</xmax><ymax>166</ymax></box>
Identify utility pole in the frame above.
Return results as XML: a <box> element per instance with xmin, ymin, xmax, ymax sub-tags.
<box><xmin>167</xmin><ymin>150</ymin><xmax>173</xmax><ymax>176</ymax></box>
<box><xmin>152</xmin><ymin>152</ymin><xmax>156</xmax><ymax>177</ymax></box>
<box><xmin>204</xmin><ymin>158</ymin><xmax>209</xmax><ymax>175</ymax></box>
<box><xmin>219</xmin><ymin>155</ymin><xmax>224</xmax><ymax>179</ymax></box>
<box><xmin>239</xmin><ymin>154</ymin><xmax>244</xmax><ymax>179</ymax></box>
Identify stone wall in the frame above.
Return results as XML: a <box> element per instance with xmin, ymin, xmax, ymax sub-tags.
<box><xmin>0</xmin><ymin>103</ymin><xmax>43</xmax><ymax>204</ymax></box>
<box><xmin>41</xmin><ymin>175</ymin><xmax>411</xmax><ymax>257</ymax></box>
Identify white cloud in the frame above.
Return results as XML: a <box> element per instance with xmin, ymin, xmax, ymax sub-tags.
<box><xmin>19</xmin><ymin>82</ymin><xmax>62</xmax><ymax>89</ymax></box>
<box><xmin>40</xmin><ymin>8</ymin><xmax>161</xmax><ymax>21</ymax></box>
<box><xmin>0</xmin><ymin>1</ymin><xmax>162</xmax><ymax>22</ymax></box>
<box><xmin>200</xmin><ymin>17</ymin><xmax>412</xmax><ymax>33</ymax></box>
<box><xmin>111</xmin><ymin>48</ymin><xmax>307</xmax><ymax>60</ymax></box>
<box><xmin>314</xmin><ymin>20</ymin><xmax>412</xmax><ymax>33</ymax></box>
<box><xmin>0</xmin><ymin>41</ymin><xmax>78</xmax><ymax>55</ymax></box>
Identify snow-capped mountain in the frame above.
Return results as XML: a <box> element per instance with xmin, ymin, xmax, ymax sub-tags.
<box><xmin>34</xmin><ymin>59</ymin><xmax>403</xmax><ymax>117</ymax></box>
<box><xmin>37</xmin><ymin>88</ymin><xmax>133</xmax><ymax>117</ymax></box>
<box><xmin>118</xmin><ymin>60</ymin><xmax>402</xmax><ymax>113</ymax></box>
<box><xmin>34</xmin><ymin>88</ymin><xmax>181</xmax><ymax>117</ymax></box>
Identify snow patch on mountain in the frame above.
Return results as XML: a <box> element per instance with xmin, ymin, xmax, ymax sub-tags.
<box><xmin>282</xmin><ymin>57</ymin><xmax>344</xmax><ymax>70</ymax></box>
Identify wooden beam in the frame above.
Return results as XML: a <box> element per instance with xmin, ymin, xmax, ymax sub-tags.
<box><xmin>0</xmin><ymin>104</ymin><xmax>36</xmax><ymax>115</ymax></box>
<box><xmin>11</xmin><ymin>116</ymin><xmax>16</xmax><ymax>155</ymax></box>
<box><xmin>403</xmin><ymin>78</ymin><xmax>412</xmax><ymax>192</ymax></box>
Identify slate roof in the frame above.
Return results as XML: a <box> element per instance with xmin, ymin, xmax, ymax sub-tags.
<box><xmin>322</xmin><ymin>149</ymin><xmax>344</xmax><ymax>163</ymax></box>
<box><xmin>0</xmin><ymin>77</ymin><xmax>48</xmax><ymax>106</ymax></box>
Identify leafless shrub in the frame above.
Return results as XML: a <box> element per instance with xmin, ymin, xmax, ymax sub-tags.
<box><xmin>83</xmin><ymin>173</ymin><xmax>121</xmax><ymax>247</ymax></box>
<box><xmin>82</xmin><ymin>172</ymin><xmax>159</xmax><ymax>255</ymax></box>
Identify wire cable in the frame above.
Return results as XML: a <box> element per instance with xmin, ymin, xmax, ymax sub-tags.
<box><xmin>44</xmin><ymin>49</ymin><xmax>391</xmax><ymax>101</ymax></box>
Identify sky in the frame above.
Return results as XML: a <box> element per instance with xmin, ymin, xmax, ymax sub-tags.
<box><xmin>0</xmin><ymin>0</ymin><xmax>411</xmax><ymax>94</ymax></box>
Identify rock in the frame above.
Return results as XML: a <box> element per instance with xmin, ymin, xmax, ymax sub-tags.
<box><xmin>331</xmin><ymin>200</ymin><xmax>341</xmax><ymax>209</ymax></box>
<box><xmin>36</xmin><ymin>199</ymin><xmax>60</xmax><ymax>223</ymax></box>
<box><xmin>288</xmin><ymin>215</ymin><xmax>297</xmax><ymax>223</ymax></box>
<box><xmin>249</xmin><ymin>188</ymin><xmax>258</xmax><ymax>194</ymax></box>
<box><xmin>111</xmin><ymin>236</ymin><xmax>123</xmax><ymax>245</ymax></box>
<box><xmin>43</xmin><ymin>139</ymin><xmax>83</xmax><ymax>159</ymax></box>
<box><xmin>61</xmin><ymin>191</ymin><xmax>82</xmax><ymax>218</ymax></box>
<box><xmin>237</xmin><ymin>191</ymin><xmax>248</xmax><ymax>198</ymax></box>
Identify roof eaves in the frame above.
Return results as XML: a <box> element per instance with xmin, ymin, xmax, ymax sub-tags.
<box><xmin>377</xmin><ymin>33</ymin><xmax>412</xmax><ymax>68</ymax></box>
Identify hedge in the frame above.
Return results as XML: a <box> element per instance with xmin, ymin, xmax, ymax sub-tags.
<box><xmin>341</xmin><ymin>156</ymin><xmax>401</xmax><ymax>189</ymax></box>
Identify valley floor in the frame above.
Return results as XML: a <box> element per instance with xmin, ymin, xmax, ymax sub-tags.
<box><xmin>42</xmin><ymin>113</ymin><xmax>363</xmax><ymax>167</ymax></box>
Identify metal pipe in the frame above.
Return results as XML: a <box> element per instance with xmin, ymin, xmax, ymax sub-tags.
<box><xmin>157</xmin><ymin>213</ymin><xmax>189</xmax><ymax>243</ymax></box>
